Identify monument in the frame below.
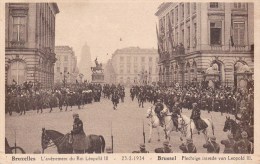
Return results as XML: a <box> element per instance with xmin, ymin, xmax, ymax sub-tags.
<box><xmin>91</xmin><ymin>57</ymin><xmax>104</xmax><ymax>84</ymax></box>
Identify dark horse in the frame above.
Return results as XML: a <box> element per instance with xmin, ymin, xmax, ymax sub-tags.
<box><xmin>41</xmin><ymin>128</ymin><xmax>105</xmax><ymax>154</ymax></box>
<box><xmin>223</xmin><ymin>116</ymin><xmax>254</xmax><ymax>142</ymax></box>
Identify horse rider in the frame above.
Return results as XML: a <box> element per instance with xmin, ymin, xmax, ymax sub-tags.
<box><xmin>132</xmin><ymin>144</ymin><xmax>149</xmax><ymax>153</ymax></box>
<box><xmin>171</xmin><ymin>101</ymin><xmax>181</xmax><ymax>131</ymax></box>
<box><xmin>155</xmin><ymin>140</ymin><xmax>172</xmax><ymax>153</ymax></box>
<box><xmin>179</xmin><ymin>138</ymin><xmax>197</xmax><ymax>153</ymax></box>
<box><xmin>235</xmin><ymin>107</ymin><xmax>250</xmax><ymax>130</ymax></box>
<box><xmin>154</xmin><ymin>99</ymin><xmax>164</xmax><ymax>127</ymax></box>
<box><xmin>203</xmin><ymin>136</ymin><xmax>220</xmax><ymax>153</ymax></box>
<box><xmin>220</xmin><ymin>133</ymin><xmax>235</xmax><ymax>153</ymax></box>
<box><xmin>70</xmin><ymin>113</ymin><xmax>88</xmax><ymax>153</ymax></box>
<box><xmin>190</xmin><ymin>103</ymin><xmax>208</xmax><ymax>133</ymax></box>
<box><xmin>234</xmin><ymin>131</ymin><xmax>253</xmax><ymax>154</ymax></box>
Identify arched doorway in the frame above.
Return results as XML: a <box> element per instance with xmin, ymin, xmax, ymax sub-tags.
<box><xmin>7</xmin><ymin>61</ymin><xmax>27</xmax><ymax>85</ymax></box>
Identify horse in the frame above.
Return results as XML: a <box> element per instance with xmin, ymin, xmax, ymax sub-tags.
<box><xmin>146</xmin><ymin>107</ymin><xmax>161</xmax><ymax>143</ymax></box>
<box><xmin>41</xmin><ymin>128</ymin><xmax>105</xmax><ymax>154</ymax></box>
<box><xmin>177</xmin><ymin>114</ymin><xmax>215</xmax><ymax>143</ymax></box>
<box><xmin>223</xmin><ymin>116</ymin><xmax>254</xmax><ymax>142</ymax></box>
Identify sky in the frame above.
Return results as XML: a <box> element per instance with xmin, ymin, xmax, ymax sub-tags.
<box><xmin>55</xmin><ymin>1</ymin><xmax>162</xmax><ymax>65</ymax></box>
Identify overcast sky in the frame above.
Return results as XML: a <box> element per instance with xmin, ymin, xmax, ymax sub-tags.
<box><xmin>55</xmin><ymin>1</ymin><xmax>161</xmax><ymax>64</ymax></box>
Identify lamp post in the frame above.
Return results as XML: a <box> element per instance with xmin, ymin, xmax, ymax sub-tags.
<box><xmin>60</xmin><ymin>71</ymin><xmax>70</xmax><ymax>87</ymax></box>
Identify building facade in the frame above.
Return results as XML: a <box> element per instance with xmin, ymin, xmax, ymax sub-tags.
<box><xmin>54</xmin><ymin>46</ymin><xmax>79</xmax><ymax>85</ymax></box>
<box><xmin>5</xmin><ymin>3</ymin><xmax>59</xmax><ymax>88</ymax></box>
<box><xmin>110</xmin><ymin>47</ymin><xmax>159</xmax><ymax>85</ymax></box>
<box><xmin>155</xmin><ymin>2</ymin><xmax>254</xmax><ymax>88</ymax></box>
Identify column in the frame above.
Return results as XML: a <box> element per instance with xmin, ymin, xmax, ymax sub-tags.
<box><xmin>199</xmin><ymin>3</ymin><xmax>209</xmax><ymax>50</ymax></box>
<box><xmin>224</xmin><ymin>3</ymin><xmax>231</xmax><ymax>50</ymax></box>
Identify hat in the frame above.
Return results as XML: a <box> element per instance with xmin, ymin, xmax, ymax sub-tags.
<box><xmin>157</xmin><ymin>99</ymin><xmax>161</xmax><ymax>102</ymax></box>
<box><xmin>186</xmin><ymin>138</ymin><xmax>193</xmax><ymax>144</ymax></box>
<box><xmin>163</xmin><ymin>140</ymin><xmax>170</xmax><ymax>147</ymax></box>
<box><xmin>241</xmin><ymin>131</ymin><xmax>248</xmax><ymax>138</ymax></box>
<box><xmin>106</xmin><ymin>146</ymin><xmax>113</xmax><ymax>153</ymax></box>
<box><xmin>72</xmin><ymin>113</ymin><xmax>79</xmax><ymax>118</ymax></box>
<box><xmin>139</xmin><ymin>144</ymin><xmax>145</xmax><ymax>149</ymax></box>
<box><xmin>209</xmin><ymin>136</ymin><xmax>216</xmax><ymax>142</ymax></box>
<box><xmin>227</xmin><ymin>133</ymin><xmax>233</xmax><ymax>139</ymax></box>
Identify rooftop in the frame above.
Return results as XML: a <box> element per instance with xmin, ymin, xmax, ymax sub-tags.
<box><xmin>113</xmin><ymin>47</ymin><xmax>158</xmax><ymax>55</ymax></box>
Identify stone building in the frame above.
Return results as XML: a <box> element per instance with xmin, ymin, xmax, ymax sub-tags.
<box><xmin>155</xmin><ymin>2</ymin><xmax>254</xmax><ymax>88</ymax></box>
<box><xmin>5</xmin><ymin>3</ymin><xmax>59</xmax><ymax>88</ymax></box>
<box><xmin>110</xmin><ymin>47</ymin><xmax>159</xmax><ymax>86</ymax></box>
<box><xmin>54</xmin><ymin>46</ymin><xmax>79</xmax><ymax>85</ymax></box>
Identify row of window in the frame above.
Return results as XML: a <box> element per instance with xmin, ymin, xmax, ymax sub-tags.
<box><xmin>119</xmin><ymin>56</ymin><xmax>159</xmax><ymax>62</ymax></box>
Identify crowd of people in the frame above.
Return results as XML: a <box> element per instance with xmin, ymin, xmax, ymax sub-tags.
<box><xmin>5</xmin><ymin>78</ymin><xmax>254</xmax><ymax>154</ymax></box>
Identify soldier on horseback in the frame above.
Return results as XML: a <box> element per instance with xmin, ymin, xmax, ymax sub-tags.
<box><xmin>190</xmin><ymin>103</ymin><xmax>208</xmax><ymax>133</ymax></box>
<box><xmin>154</xmin><ymin>99</ymin><xmax>164</xmax><ymax>127</ymax></box>
<box><xmin>70</xmin><ymin>113</ymin><xmax>88</xmax><ymax>153</ymax></box>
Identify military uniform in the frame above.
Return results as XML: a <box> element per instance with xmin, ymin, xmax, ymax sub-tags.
<box><xmin>203</xmin><ymin>136</ymin><xmax>220</xmax><ymax>153</ymax></box>
<box><xmin>179</xmin><ymin>138</ymin><xmax>197</xmax><ymax>153</ymax></box>
<box><xmin>234</xmin><ymin>131</ymin><xmax>253</xmax><ymax>154</ymax></box>
<box><xmin>71</xmin><ymin>113</ymin><xmax>88</xmax><ymax>153</ymax></box>
<box><xmin>221</xmin><ymin>134</ymin><xmax>235</xmax><ymax>153</ymax></box>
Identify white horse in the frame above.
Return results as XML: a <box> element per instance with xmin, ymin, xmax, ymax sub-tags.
<box><xmin>160</xmin><ymin>107</ymin><xmax>178</xmax><ymax>140</ymax></box>
<box><xmin>177</xmin><ymin>114</ymin><xmax>215</xmax><ymax>143</ymax></box>
<box><xmin>146</xmin><ymin>107</ymin><xmax>161</xmax><ymax>143</ymax></box>
<box><xmin>146</xmin><ymin>106</ymin><xmax>178</xmax><ymax>142</ymax></box>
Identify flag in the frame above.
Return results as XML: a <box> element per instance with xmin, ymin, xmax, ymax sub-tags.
<box><xmin>156</xmin><ymin>24</ymin><xmax>162</xmax><ymax>56</ymax></box>
<box><xmin>230</xmin><ymin>17</ymin><xmax>234</xmax><ymax>47</ymax></box>
<box><xmin>168</xmin><ymin>16</ymin><xmax>174</xmax><ymax>51</ymax></box>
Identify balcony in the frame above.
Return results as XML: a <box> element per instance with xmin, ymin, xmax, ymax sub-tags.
<box><xmin>9</xmin><ymin>40</ymin><xmax>26</xmax><ymax>48</ymax></box>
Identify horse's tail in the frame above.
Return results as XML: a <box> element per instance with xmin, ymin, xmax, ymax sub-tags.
<box><xmin>99</xmin><ymin>135</ymin><xmax>106</xmax><ymax>153</ymax></box>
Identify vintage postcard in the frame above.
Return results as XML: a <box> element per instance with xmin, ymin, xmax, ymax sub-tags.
<box><xmin>0</xmin><ymin>0</ymin><xmax>259</xmax><ymax>164</ymax></box>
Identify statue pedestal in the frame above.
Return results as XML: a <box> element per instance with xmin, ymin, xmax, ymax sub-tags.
<box><xmin>91</xmin><ymin>72</ymin><xmax>105</xmax><ymax>84</ymax></box>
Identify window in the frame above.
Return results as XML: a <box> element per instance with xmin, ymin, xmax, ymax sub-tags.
<box><xmin>7</xmin><ymin>61</ymin><xmax>27</xmax><ymax>85</ymax></box>
<box><xmin>187</xmin><ymin>3</ymin><xmax>190</xmax><ymax>16</ymax></box>
<box><xmin>181</xmin><ymin>29</ymin><xmax>184</xmax><ymax>44</ymax></box>
<box><xmin>120</xmin><ymin>69</ymin><xmax>123</xmax><ymax>74</ymax></box>
<box><xmin>210</xmin><ymin>2</ymin><xmax>219</xmax><ymax>8</ymax></box>
<box><xmin>127</xmin><ymin>56</ymin><xmax>131</xmax><ymax>63</ymax></box>
<box><xmin>57</xmin><ymin>67</ymin><xmax>60</xmax><ymax>72</ymax></box>
<box><xmin>175</xmin><ymin>7</ymin><xmax>178</xmax><ymax>24</ymax></box>
<box><xmin>234</xmin><ymin>3</ymin><xmax>246</xmax><ymax>9</ymax></box>
<box><xmin>141</xmin><ymin>57</ymin><xmax>145</xmax><ymax>62</ymax></box>
<box><xmin>134</xmin><ymin>57</ymin><xmax>138</xmax><ymax>62</ymax></box>
<box><xmin>64</xmin><ymin>56</ymin><xmax>68</xmax><ymax>61</ymax></box>
<box><xmin>120</xmin><ymin>56</ymin><xmax>124</xmax><ymax>62</ymax></box>
<box><xmin>233</xmin><ymin>22</ymin><xmax>245</xmax><ymax>45</ymax></box>
<box><xmin>193</xmin><ymin>3</ymin><xmax>196</xmax><ymax>13</ymax></box>
<box><xmin>12</xmin><ymin>16</ymin><xmax>27</xmax><ymax>42</ymax></box>
<box><xmin>149</xmin><ymin>57</ymin><xmax>153</xmax><ymax>62</ymax></box>
<box><xmin>64</xmin><ymin>67</ymin><xmax>68</xmax><ymax>72</ymax></box>
<box><xmin>210</xmin><ymin>22</ymin><xmax>222</xmax><ymax>45</ymax></box>
<box><xmin>181</xmin><ymin>4</ymin><xmax>184</xmax><ymax>20</ymax></box>
<box><xmin>171</xmin><ymin>9</ymin><xmax>174</xmax><ymax>24</ymax></box>
<box><xmin>187</xmin><ymin>26</ymin><xmax>190</xmax><ymax>48</ymax></box>
<box><xmin>193</xmin><ymin>23</ymin><xmax>197</xmax><ymax>47</ymax></box>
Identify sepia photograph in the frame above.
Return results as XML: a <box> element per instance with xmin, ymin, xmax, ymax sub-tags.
<box><xmin>3</xmin><ymin>1</ymin><xmax>255</xmax><ymax>158</ymax></box>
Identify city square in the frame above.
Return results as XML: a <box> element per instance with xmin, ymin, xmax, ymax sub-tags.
<box><xmin>4</xmin><ymin>2</ymin><xmax>254</xmax><ymax>155</ymax></box>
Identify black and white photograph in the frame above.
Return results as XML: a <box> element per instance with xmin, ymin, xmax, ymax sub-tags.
<box><xmin>3</xmin><ymin>1</ymin><xmax>256</xmax><ymax>159</ymax></box>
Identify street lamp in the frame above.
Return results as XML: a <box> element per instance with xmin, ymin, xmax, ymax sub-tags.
<box><xmin>60</xmin><ymin>71</ymin><xmax>70</xmax><ymax>87</ymax></box>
